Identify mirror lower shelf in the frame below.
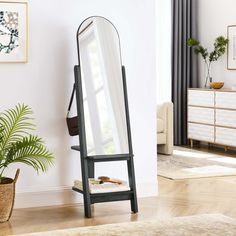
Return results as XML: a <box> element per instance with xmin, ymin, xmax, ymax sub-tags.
<box><xmin>73</xmin><ymin>179</ymin><xmax>130</xmax><ymax>194</ymax></box>
<box><xmin>72</xmin><ymin>186</ymin><xmax>134</xmax><ymax>205</ymax></box>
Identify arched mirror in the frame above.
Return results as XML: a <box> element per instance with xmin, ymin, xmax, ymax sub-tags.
<box><xmin>77</xmin><ymin>16</ymin><xmax>129</xmax><ymax>156</ymax></box>
<box><xmin>72</xmin><ymin>16</ymin><xmax>138</xmax><ymax>218</ymax></box>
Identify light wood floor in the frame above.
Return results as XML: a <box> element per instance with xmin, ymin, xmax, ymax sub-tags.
<box><xmin>2</xmin><ymin>146</ymin><xmax>236</xmax><ymax>235</ymax></box>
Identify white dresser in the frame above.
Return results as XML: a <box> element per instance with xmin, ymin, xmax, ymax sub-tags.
<box><xmin>188</xmin><ymin>88</ymin><xmax>236</xmax><ymax>148</ymax></box>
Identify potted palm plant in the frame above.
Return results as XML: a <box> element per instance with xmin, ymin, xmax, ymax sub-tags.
<box><xmin>0</xmin><ymin>104</ymin><xmax>54</xmax><ymax>222</ymax></box>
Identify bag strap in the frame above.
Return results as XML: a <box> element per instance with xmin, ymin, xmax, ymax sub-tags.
<box><xmin>67</xmin><ymin>83</ymin><xmax>76</xmax><ymax>117</ymax></box>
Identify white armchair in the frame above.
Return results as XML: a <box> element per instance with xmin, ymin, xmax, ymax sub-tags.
<box><xmin>157</xmin><ymin>102</ymin><xmax>173</xmax><ymax>155</ymax></box>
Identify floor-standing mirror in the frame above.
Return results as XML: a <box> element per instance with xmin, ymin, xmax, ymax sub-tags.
<box><xmin>72</xmin><ymin>16</ymin><xmax>138</xmax><ymax>218</ymax></box>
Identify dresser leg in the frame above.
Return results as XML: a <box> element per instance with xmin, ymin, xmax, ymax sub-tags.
<box><xmin>190</xmin><ymin>139</ymin><xmax>193</xmax><ymax>148</ymax></box>
<box><xmin>225</xmin><ymin>146</ymin><xmax>228</xmax><ymax>152</ymax></box>
<box><xmin>197</xmin><ymin>141</ymin><xmax>200</xmax><ymax>148</ymax></box>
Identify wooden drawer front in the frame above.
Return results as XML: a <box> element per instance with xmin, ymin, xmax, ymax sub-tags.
<box><xmin>216</xmin><ymin>127</ymin><xmax>236</xmax><ymax>147</ymax></box>
<box><xmin>188</xmin><ymin>90</ymin><xmax>214</xmax><ymax>107</ymax></box>
<box><xmin>215</xmin><ymin>92</ymin><xmax>236</xmax><ymax>109</ymax></box>
<box><xmin>188</xmin><ymin>107</ymin><xmax>214</xmax><ymax>125</ymax></box>
<box><xmin>188</xmin><ymin>123</ymin><xmax>214</xmax><ymax>142</ymax></box>
<box><xmin>216</xmin><ymin>109</ymin><xmax>236</xmax><ymax>128</ymax></box>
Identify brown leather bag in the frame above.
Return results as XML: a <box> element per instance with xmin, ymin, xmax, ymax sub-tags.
<box><xmin>66</xmin><ymin>84</ymin><xmax>79</xmax><ymax>136</ymax></box>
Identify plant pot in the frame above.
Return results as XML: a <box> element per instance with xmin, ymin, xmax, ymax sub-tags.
<box><xmin>0</xmin><ymin>169</ymin><xmax>20</xmax><ymax>223</ymax></box>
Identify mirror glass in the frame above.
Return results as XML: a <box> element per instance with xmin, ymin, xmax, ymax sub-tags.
<box><xmin>78</xmin><ymin>16</ymin><xmax>129</xmax><ymax>156</ymax></box>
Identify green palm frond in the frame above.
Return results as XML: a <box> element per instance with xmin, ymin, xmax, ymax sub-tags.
<box><xmin>2</xmin><ymin>135</ymin><xmax>54</xmax><ymax>172</ymax></box>
<box><xmin>0</xmin><ymin>104</ymin><xmax>54</xmax><ymax>179</ymax></box>
<box><xmin>0</xmin><ymin>104</ymin><xmax>35</xmax><ymax>150</ymax></box>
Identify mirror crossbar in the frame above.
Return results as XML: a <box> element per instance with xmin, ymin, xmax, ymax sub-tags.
<box><xmin>87</xmin><ymin>154</ymin><xmax>132</xmax><ymax>162</ymax></box>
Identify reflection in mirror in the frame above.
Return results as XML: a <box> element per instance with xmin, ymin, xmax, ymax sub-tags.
<box><xmin>78</xmin><ymin>16</ymin><xmax>129</xmax><ymax>156</ymax></box>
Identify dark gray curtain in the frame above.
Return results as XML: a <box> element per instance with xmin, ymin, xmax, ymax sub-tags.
<box><xmin>171</xmin><ymin>0</ymin><xmax>198</xmax><ymax>145</ymax></box>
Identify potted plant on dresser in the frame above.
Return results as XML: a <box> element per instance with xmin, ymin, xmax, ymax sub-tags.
<box><xmin>187</xmin><ymin>36</ymin><xmax>228</xmax><ymax>88</ymax></box>
<box><xmin>0</xmin><ymin>104</ymin><xmax>54</xmax><ymax>222</ymax></box>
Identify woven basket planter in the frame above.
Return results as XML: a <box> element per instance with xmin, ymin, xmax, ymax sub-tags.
<box><xmin>0</xmin><ymin>169</ymin><xmax>19</xmax><ymax>223</ymax></box>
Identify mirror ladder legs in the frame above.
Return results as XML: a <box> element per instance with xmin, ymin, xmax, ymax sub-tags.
<box><xmin>122</xmin><ymin>65</ymin><xmax>138</xmax><ymax>213</ymax></box>
<box><xmin>74</xmin><ymin>66</ymin><xmax>92</xmax><ymax>217</ymax></box>
<box><xmin>88</xmin><ymin>161</ymin><xmax>95</xmax><ymax>178</ymax></box>
<box><xmin>127</xmin><ymin>159</ymin><xmax>138</xmax><ymax>213</ymax></box>
<box><xmin>81</xmin><ymin>158</ymin><xmax>92</xmax><ymax>218</ymax></box>
<box><xmin>73</xmin><ymin>63</ymin><xmax>138</xmax><ymax>217</ymax></box>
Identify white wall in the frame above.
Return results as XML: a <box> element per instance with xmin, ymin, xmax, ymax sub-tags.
<box><xmin>198</xmin><ymin>0</ymin><xmax>236</xmax><ymax>88</ymax></box>
<box><xmin>156</xmin><ymin>0</ymin><xmax>171</xmax><ymax>103</ymax></box>
<box><xmin>1</xmin><ymin>0</ymin><xmax>157</xmax><ymax>208</ymax></box>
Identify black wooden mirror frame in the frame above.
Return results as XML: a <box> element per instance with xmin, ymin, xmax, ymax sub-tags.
<box><xmin>72</xmin><ymin>16</ymin><xmax>138</xmax><ymax>218</ymax></box>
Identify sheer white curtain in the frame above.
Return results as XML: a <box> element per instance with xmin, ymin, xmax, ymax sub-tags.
<box><xmin>156</xmin><ymin>0</ymin><xmax>171</xmax><ymax>103</ymax></box>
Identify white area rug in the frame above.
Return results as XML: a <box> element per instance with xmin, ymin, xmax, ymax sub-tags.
<box><xmin>158</xmin><ymin>147</ymin><xmax>236</xmax><ymax>179</ymax></box>
<box><xmin>13</xmin><ymin>214</ymin><xmax>236</xmax><ymax>236</ymax></box>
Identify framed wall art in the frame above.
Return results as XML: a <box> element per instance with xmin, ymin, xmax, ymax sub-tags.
<box><xmin>0</xmin><ymin>1</ymin><xmax>28</xmax><ymax>63</ymax></box>
<box><xmin>227</xmin><ymin>25</ymin><xmax>236</xmax><ymax>70</ymax></box>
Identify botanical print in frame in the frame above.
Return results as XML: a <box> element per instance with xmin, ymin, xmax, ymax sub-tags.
<box><xmin>227</xmin><ymin>25</ymin><xmax>236</xmax><ymax>70</ymax></box>
<box><xmin>0</xmin><ymin>1</ymin><xmax>28</xmax><ymax>63</ymax></box>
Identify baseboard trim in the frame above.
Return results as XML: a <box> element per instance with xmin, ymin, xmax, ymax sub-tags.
<box><xmin>15</xmin><ymin>186</ymin><xmax>83</xmax><ymax>208</ymax></box>
<box><xmin>15</xmin><ymin>182</ymin><xmax>158</xmax><ymax>208</ymax></box>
